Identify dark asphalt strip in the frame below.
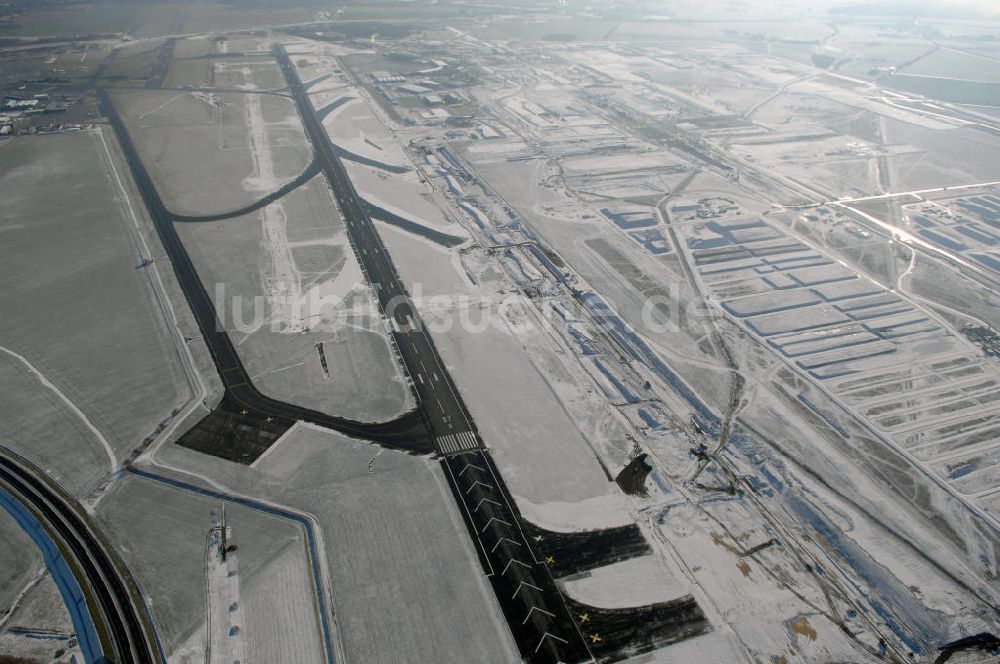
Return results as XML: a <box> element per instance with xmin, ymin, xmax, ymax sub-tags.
<box><xmin>98</xmin><ymin>88</ymin><xmax>434</xmax><ymax>454</ymax></box>
<box><xmin>272</xmin><ymin>44</ymin><xmax>476</xmax><ymax>445</ymax></box>
<box><xmin>170</xmin><ymin>159</ymin><xmax>322</xmax><ymax>223</ymax></box>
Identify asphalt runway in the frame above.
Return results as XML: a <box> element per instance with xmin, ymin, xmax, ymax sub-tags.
<box><xmin>98</xmin><ymin>88</ymin><xmax>434</xmax><ymax>456</ymax></box>
<box><xmin>274</xmin><ymin>44</ymin><xmax>481</xmax><ymax>457</ymax></box>
<box><xmin>99</xmin><ymin>53</ymin><xmax>661</xmax><ymax>663</ymax></box>
<box><xmin>442</xmin><ymin>450</ymin><xmax>594</xmax><ymax>663</ymax></box>
<box><xmin>273</xmin><ymin>46</ymin><xmax>609</xmax><ymax>662</ymax></box>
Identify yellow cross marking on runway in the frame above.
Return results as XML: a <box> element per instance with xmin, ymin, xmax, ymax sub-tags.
<box><xmin>239</xmin><ymin>409</ymin><xmax>248</xmax><ymax>416</ymax></box>
<box><xmin>579</xmin><ymin>614</ymin><xmax>589</xmax><ymax>623</ymax></box>
<box><xmin>590</xmin><ymin>634</ymin><xmax>602</xmax><ymax>644</ymax></box>
<box><xmin>545</xmin><ymin>555</ymin><xmax>555</xmax><ymax>565</ymax></box>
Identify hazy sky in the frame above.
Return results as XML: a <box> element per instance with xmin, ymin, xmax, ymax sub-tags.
<box><xmin>900</xmin><ymin>0</ymin><xmax>1000</xmax><ymax>15</ymax></box>
<box><xmin>667</xmin><ymin>0</ymin><xmax>1000</xmax><ymax>19</ymax></box>
<box><xmin>831</xmin><ymin>0</ymin><xmax>1000</xmax><ymax>17</ymax></box>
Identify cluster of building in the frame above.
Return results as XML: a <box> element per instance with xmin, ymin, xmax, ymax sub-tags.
<box><xmin>364</xmin><ymin>52</ymin><xmax>477</xmax><ymax>125</ymax></box>
<box><xmin>962</xmin><ymin>324</ymin><xmax>1000</xmax><ymax>358</ymax></box>
<box><xmin>0</xmin><ymin>92</ymin><xmax>78</xmax><ymax>137</ymax></box>
<box><xmin>670</xmin><ymin>196</ymin><xmax>742</xmax><ymax>221</ymax></box>
<box><xmin>2</xmin><ymin>93</ymin><xmax>67</xmax><ymax>113</ymax></box>
<box><xmin>1</xmin><ymin>97</ymin><xmax>39</xmax><ymax>111</ymax></box>
<box><xmin>24</xmin><ymin>122</ymin><xmax>85</xmax><ymax>135</ymax></box>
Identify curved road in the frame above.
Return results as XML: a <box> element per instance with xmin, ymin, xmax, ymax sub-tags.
<box><xmin>0</xmin><ymin>450</ymin><xmax>161</xmax><ymax>664</ymax></box>
<box><xmin>98</xmin><ymin>88</ymin><xmax>433</xmax><ymax>454</ymax></box>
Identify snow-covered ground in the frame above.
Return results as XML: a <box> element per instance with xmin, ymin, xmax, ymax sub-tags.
<box><xmin>560</xmin><ymin>555</ymin><xmax>688</xmax><ymax>608</ymax></box>
<box><xmin>28</xmin><ymin>26</ymin><xmax>1000</xmax><ymax>664</ymax></box>
<box><xmin>150</xmin><ymin>425</ymin><xmax>520</xmax><ymax>664</ymax></box>
<box><xmin>434</xmin><ymin>34</ymin><xmax>1000</xmax><ymax>659</ymax></box>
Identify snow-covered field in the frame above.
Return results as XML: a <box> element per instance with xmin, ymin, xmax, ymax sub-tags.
<box><xmin>0</xmin><ymin>130</ymin><xmax>191</xmax><ymax>492</ymax></box>
<box><xmin>175</xmin><ymin>192</ymin><xmax>414</xmax><ymax>422</ymax></box>
<box><xmin>151</xmin><ymin>58</ymin><xmax>416</xmax><ymax>422</ymax></box>
<box><xmin>432</xmin><ymin>34</ymin><xmax>1000</xmax><ymax>658</ymax></box>
<box><xmin>97</xmin><ymin>474</ymin><xmax>321</xmax><ymax>659</ymax></box>
<box><xmin>560</xmin><ymin>555</ymin><xmax>687</xmax><ymax>609</ymax></box>
<box><xmin>114</xmin><ymin>88</ymin><xmax>311</xmax><ymax>217</ymax></box>
<box><xmin>0</xmin><ymin>509</ymin><xmax>42</xmax><ymax>628</ymax></box>
<box><xmin>0</xmin><ymin>571</ymin><xmax>80</xmax><ymax>663</ymax></box>
<box><xmin>10</xmin><ymin>22</ymin><xmax>1000</xmax><ymax>664</ymax></box>
<box><xmin>149</xmin><ymin>425</ymin><xmax>520</xmax><ymax>664</ymax></box>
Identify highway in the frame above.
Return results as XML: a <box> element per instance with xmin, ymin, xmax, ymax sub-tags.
<box><xmin>0</xmin><ymin>449</ymin><xmax>161</xmax><ymax>664</ymax></box>
<box><xmin>273</xmin><ymin>44</ymin><xmax>481</xmax><ymax>456</ymax></box>
<box><xmin>98</xmin><ymin>88</ymin><xmax>433</xmax><ymax>455</ymax></box>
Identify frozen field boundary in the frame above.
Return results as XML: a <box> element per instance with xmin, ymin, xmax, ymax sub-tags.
<box><xmin>126</xmin><ymin>466</ymin><xmax>341</xmax><ymax>664</ymax></box>
<box><xmin>0</xmin><ymin>344</ymin><xmax>117</xmax><ymax>472</ymax></box>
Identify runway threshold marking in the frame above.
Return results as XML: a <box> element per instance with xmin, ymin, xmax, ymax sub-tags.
<box><xmin>466</xmin><ymin>480</ymin><xmax>493</xmax><ymax>494</ymax></box>
<box><xmin>512</xmin><ymin>581</ymin><xmax>542</xmax><ymax>598</ymax></box>
<box><xmin>481</xmin><ymin>516</ymin><xmax>513</xmax><ymax>532</ymax></box>
<box><xmin>523</xmin><ymin>606</ymin><xmax>556</xmax><ymax>624</ymax></box>
<box><xmin>457</xmin><ymin>461</ymin><xmax>486</xmax><ymax>476</ymax></box>
<box><xmin>435</xmin><ymin>431</ymin><xmax>480</xmax><ymax>455</ymax></box>
<box><xmin>535</xmin><ymin>632</ymin><xmax>569</xmax><ymax>653</ymax></box>
<box><xmin>492</xmin><ymin>537</ymin><xmax>522</xmax><ymax>553</ymax></box>
<box><xmin>502</xmin><ymin>558</ymin><xmax>531</xmax><ymax>575</ymax></box>
<box><xmin>475</xmin><ymin>497</ymin><xmax>503</xmax><ymax>512</ymax></box>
